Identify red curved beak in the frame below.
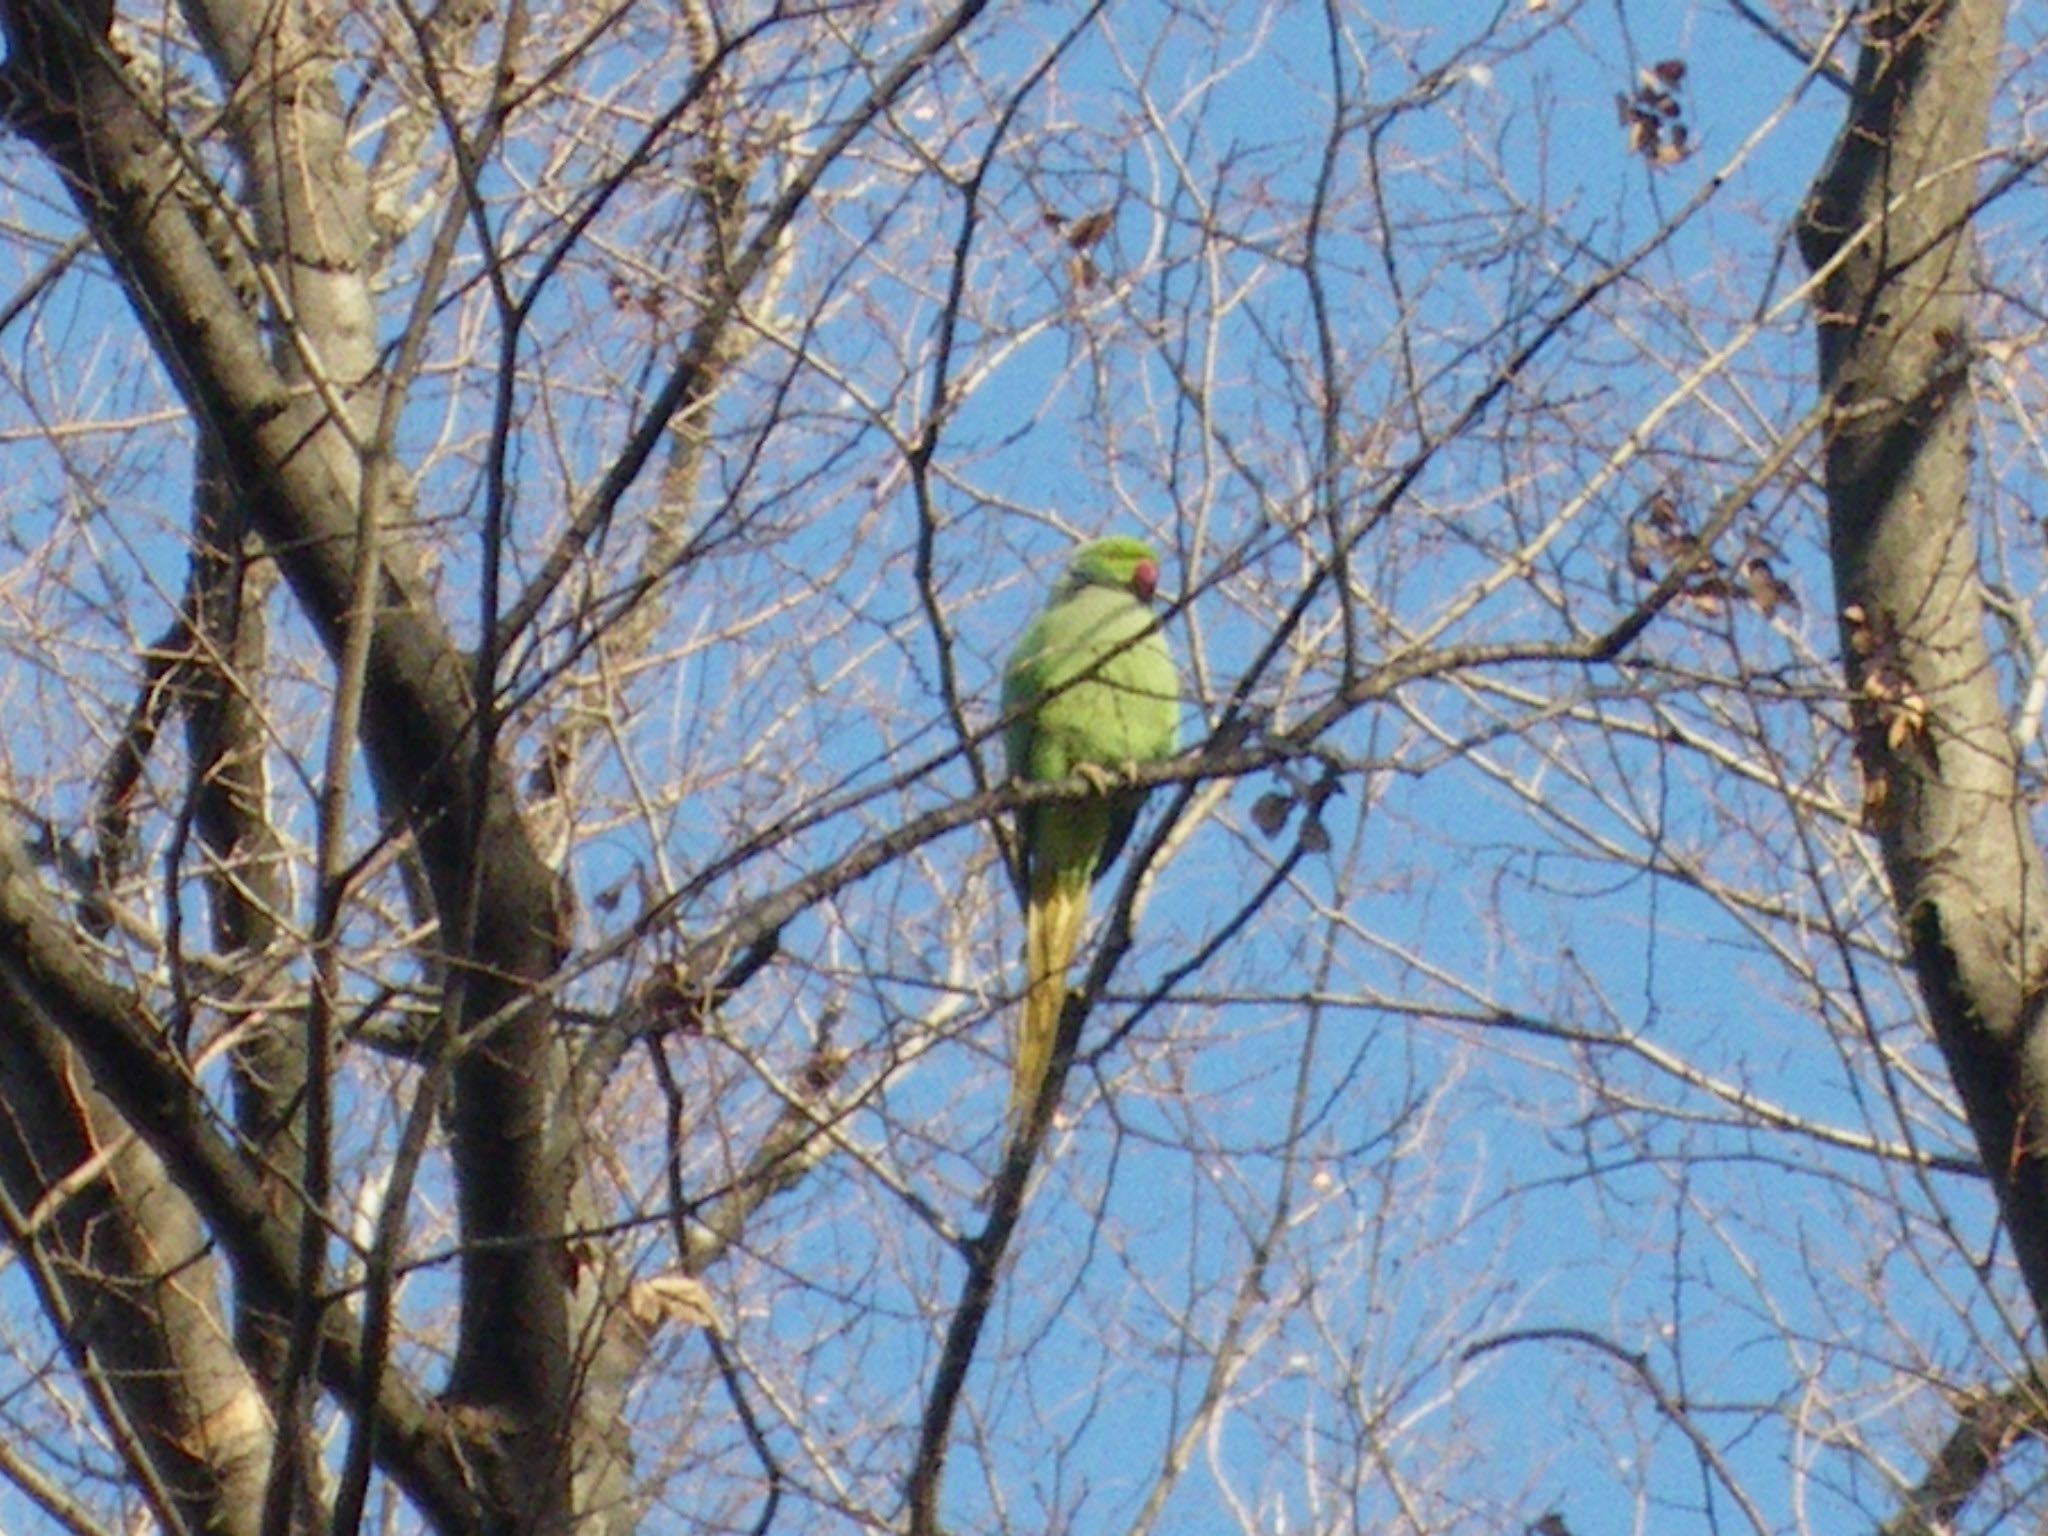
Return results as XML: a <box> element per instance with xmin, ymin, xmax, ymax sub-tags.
<box><xmin>1132</xmin><ymin>559</ymin><xmax>1159</xmax><ymax>601</ymax></box>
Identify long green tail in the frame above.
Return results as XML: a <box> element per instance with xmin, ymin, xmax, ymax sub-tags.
<box><xmin>1013</xmin><ymin>801</ymin><xmax>1111</xmax><ymax>1127</ymax></box>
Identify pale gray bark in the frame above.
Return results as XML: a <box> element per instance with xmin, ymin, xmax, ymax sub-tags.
<box><xmin>1801</xmin><ymin>0</ymin><xmax>2048</xmax><ymax>1321</ymax></box>
<box><xmin>0</xmin><ymin>817</ymin><xmax>478</xmax><ymax>1528</ymax></box>
<box><xmin>0</xmin><ymin>1006</ymin><xmax>272</xmax><ymax>1536</ymax></box>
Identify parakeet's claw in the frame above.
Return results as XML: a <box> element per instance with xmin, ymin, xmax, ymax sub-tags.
<box><xmin>1073</xmin><ymin>761</ymin><xmax>1121</xmax><ymax>795</ymax></box>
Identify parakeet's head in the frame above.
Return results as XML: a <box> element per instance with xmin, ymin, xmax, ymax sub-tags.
<box><xmin>1060</xmin><ymin>536</ymin><xmax>1162</xmax><ymax>604</ymax></box>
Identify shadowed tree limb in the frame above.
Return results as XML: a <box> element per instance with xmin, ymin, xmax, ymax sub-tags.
<box><xmin>1881</xmin><ymin>1374</ymin><xmax>2048</xmax><ymax>1536</ymax></box>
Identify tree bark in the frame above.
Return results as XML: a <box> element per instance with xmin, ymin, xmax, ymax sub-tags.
<box><xmin>1798</xmin><ymin>0</ymin><xmax>2048</xmax><ymax>1313</ymax></box>
<box><xmin>0</xmin><ymin>2</ymin><xmax>577</xmax><ymax>1526</ymax></box>
<box><xmin>0</xmin><ymin>815</ymin><xmax>488</xmax><ymax>1526</ymax></box>
<box><xmin>0</xmin><ymin>1010</ymin><xmax>273</xmax><ymax>1536</ymax></box>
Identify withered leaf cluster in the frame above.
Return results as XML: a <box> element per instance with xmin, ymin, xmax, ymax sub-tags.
<box><xmin>1625</xmin><ymin>490</ymin><xmax>1799</xmax><ymax>619</ymax></box>
<box><xmin>1046</xmin><ymin>205</ymin><xmax>1115</xmax><ymax>289</ymax></box>
<box><xmin>1250</xmin><ymin>766</ymin><xmax>1342</xmax><ymax>855</ymax></box>
<box><xmin>1843</xmin><ymin>602</ymin><xmax>1936</xmax><ymax>830</ymax></box>
<box><xmin>1618</xmin><ymin>59</ymin><xmax>1691</xmax><ymax>167</ymax></box>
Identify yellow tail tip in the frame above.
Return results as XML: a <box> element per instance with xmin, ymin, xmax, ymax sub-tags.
<box><xmin>1012</xmin><ymin>880</ymin><xmax>1090</xmax><ymax>1126</ymax></box>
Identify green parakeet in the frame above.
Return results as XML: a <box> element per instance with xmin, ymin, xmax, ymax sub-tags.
<box><xmin>1002</xmin><ymin>536</ymin><xmax>1181</xmax><ymax>1125</ymax></box>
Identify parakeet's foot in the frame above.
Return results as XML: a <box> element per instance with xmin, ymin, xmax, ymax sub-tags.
<box><xmin>1073</xmin><ymin>761</ymin><xmax>1122</xmax><ymax>795</ymax></box>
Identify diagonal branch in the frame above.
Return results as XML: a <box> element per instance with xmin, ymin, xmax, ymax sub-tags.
<box><xmin>0</xmin><ymin>820</ymin><xmax>478</xmax><ymax>1528</ymax></box>
<box><xmin>1881</xmin><ymin>1375</ymin><xmax>2048</xmax><ymax>1536</ymax></box>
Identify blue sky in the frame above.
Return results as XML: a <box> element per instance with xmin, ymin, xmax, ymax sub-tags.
<box><xmin>0</xmin><ymin>2</ymin><xmax>2045</xmax><ymax>1534</ymax></box>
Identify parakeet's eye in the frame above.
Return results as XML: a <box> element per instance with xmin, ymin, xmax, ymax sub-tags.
<box><xmin>1132</xmin><ymin>560</ymin><xmax>1158</xmax><ymax>600</ymax></box>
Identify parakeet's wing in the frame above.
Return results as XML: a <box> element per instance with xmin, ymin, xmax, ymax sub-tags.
<box><xmin>1086</xmin><ymin>617</ymin><xmax>1179</xmax><ymax>873</ymax></box>
<box><xmin>1000</xmin><ymin>612</ymin><xmax>1054</xmax><ymax>889</ymax></box>
<box><xmin>1002</xmin><ymin>580</ymin><xmax>1179</xmax><ymax>876</ymax></box>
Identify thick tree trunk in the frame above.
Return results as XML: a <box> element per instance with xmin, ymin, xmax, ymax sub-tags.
<box><xmin>0</xmin><ymin>2</ymin><xmax>585</xmax><ymax>1527</ymax></box>
<box><xmin>1797</xmin><ymin>0</ymin><xmax>2048</xmax><ymax>1314</ymax></box>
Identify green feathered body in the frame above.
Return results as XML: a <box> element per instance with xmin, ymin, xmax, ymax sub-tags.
<box><xmin>1002</xmin><ymin>537</ymin><xmax>1180</xmax><ymax>1126</ymax></box>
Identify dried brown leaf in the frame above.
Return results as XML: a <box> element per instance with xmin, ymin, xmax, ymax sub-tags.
<box><xmin>1064</xmin><ymin>208</ymin><xmax>1115</xmax><ymax>250</ymax></box>
<box><xmin>626</xmin><ymin>1272</ymin><xmax>722</xmax><ymax>1335</ymax></box>
<box><xmin>1251</xmin><ymin>792</ymin><xmax>1294</xmax><ymax>839</ymax></box>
